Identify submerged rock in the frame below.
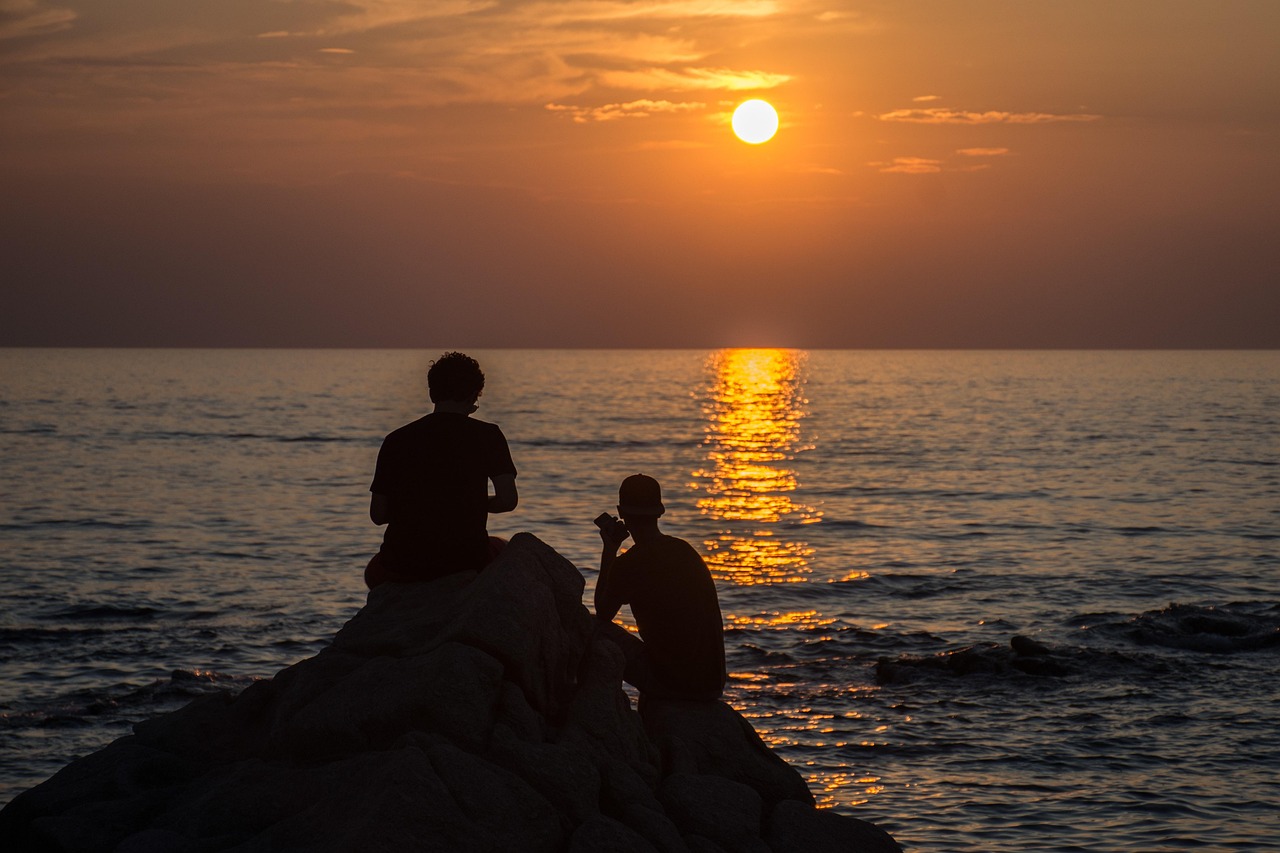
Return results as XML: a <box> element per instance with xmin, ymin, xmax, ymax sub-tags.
<box><xmin>0</xmin><ymin>534</ymin><xmax>902</xmax><ymax>853</ymax></box>
<box><xmin>875</xmin><ymin>635</ymin><xmax>1072</xmax><ymax>684</ymax></box>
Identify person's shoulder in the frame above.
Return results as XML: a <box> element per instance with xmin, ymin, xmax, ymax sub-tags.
<box><xmin>660</xmin><ymin>534</ymin><xmax>698</xmax><ymax>553</ymax></box>
<box><xmin>467</xmin><ymin>417</ymin><xmax>509</xmax><ymax>443</ymax></box>
<box><xmin>663</xmin><ymin>535</ymin><xmax>711</xmax><ymax>566</ymax></box>
<box><xmin>467</xmin><ymin>416</ymin><xmax>505</xmax><ymax>433</ymax></box>
<box><xmin>633</xmin><ymin>535</ymin><xmax>700</xmax><ymax>563</ymax></box>
<box><xmin>381</xmin><ymin>419</ymin><xmax>415</xmax><ymax>443</ymax></box>
<box><xmin>384</xmin><ymin>414</ymin><xmax>433</xmax><ymax>440</ymax></box>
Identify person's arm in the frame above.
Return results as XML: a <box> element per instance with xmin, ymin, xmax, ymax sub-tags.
<box><xmin>369</xmin><ymin>432</ymin><xmax>396</xmax><ymax>526</ymax></box>
<box><xmin>594</xmin><ymin>527</ymin><xmax>628</xmax><ymax>622</ymax></box>
<box><xmin>370</xmin><ymin>492</ymin><xmax>391</xmax><ymax>525</ymax></box>
<box><xmin>488</xmin><ymin>473</ymin><xmax>518</xmax><ymax>513</ymax></box>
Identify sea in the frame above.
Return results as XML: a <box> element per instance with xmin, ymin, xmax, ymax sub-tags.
<box><xmin>1</xmin><ymin>348</ymin><xmax>1277</xmax><ymax>852</ymax></box>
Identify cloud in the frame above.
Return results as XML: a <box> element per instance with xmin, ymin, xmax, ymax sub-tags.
<box><xmin>509</xmin><ymin>1</ymin><xmax>781</xmax><ymax>26</ymax></box>
<box><xmin>0</xmin><ymin>0</ymin><xmax>75</xmax><ymax>40</ymax></box>
<box><xmin>1</xmin><ymin>0</ymin><xmax>795</xmax><ymax>97</ymax></box>
<box><xmin>596</xmin><ymin>67</ymin><xmax>791</xmax><ymax>92</ymax></box>
<box><xmin>791</xmin><ymin>164</ymin><xmax>843</xmax><ymax>176</ymax></box>
<box><xmin>912</xmin><ymin>94</ymin><xmax>941</xmax><ymax>103</ymax></box>
<box><xmin>249</xmin><ymin>1</ymin><xmax>776</xmax><ymax>41</ymax></box>
<box><xmin>870</xmin><ymin>148</ymin><xmax>1009</xmax><ymax>174</ymax></box>
<box><xmin>1</xmin><ymin>0</ymin><xmax>798</xmax><ymax>182</ymax></box>
<box><xmin>635</xmin><ymin>138</ymin><xmax>712</xmax><ymax>150</ymax></box>
<box><xmin>256</xmin><ymin>1</ymin><xmax>498</xmax><ymax>40</ymax></box>
<box><xmin>556</xmin><ymin>32</ymin><xmax>704</xmax><ymax>64</ymax></box>
<box><xmin>878</xmin><ymin>108</ymin><xmax>1101</xmax><ymax>124</ymax></box>
<box><xmin>872</xmin><ymin>157</ymin><xmax>942</xmax><ymax>175</ymax></box>
<box><xmin>547</xmin><ymin>98</ymin><xmax>705</xmax><ymax>122</ymax></box>
<box><xmin>2</xmin><ymin>0</ymin><xmax>793</xmax><ymax>109</ymax></box>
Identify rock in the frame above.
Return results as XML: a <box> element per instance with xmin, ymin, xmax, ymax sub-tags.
<box><xmin>615</xmin><ymin>803</ymin><xmax>690</xmax><ymax>853</ymax></box>
<box><xmin>0</xmin><ymin>533</ymin><xmax>902</xmax><ymax>853</ymax></box>
<box><xmin>766</xmin><ymin>798</ymin><xmax>904</xmax><ymax>852</ymax></box>
<box><xmin>639</xmin><ymin>698</ymin><xmax>815</xmax><ymax>809</ymax></box>
<box><xmin>490</xmin><ymin>725</ymin><xmax>601</xmax><ymax>824</ymax></box>
<box><xmin>568</xmin><ymin>815</ymin><xmax>660</xmax><ymax>853</ymax></box>
<box><xmin>599</xmin><ymin>758</ymin><xmax>664</xmax><ymax>817</ymax></box>
<box><xmin>1009</xmin><ymin>635</ymin><xmax>1050</xmax><ymax>657</ymax></box>
<box><xmin>558</xmin><ymin>635</ymin><xmax>658</xmax><ymax>768</ymax></box>
<box><xmin>658</xmin><ymin>774</ymin><xmax>769</xmax><ymax>853</ymax></box>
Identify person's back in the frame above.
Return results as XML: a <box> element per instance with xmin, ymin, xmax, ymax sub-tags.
<box><xmin>611</xmin><ymin>533</ymin><xmax>726</xmax><ymax>698</ymax></box>
<box><xmin>367</xmin><ymin>352</ymin><xmax>517</xmax><ymax>586</ymax></box>
<box><xmin>373</xmin><ymin>411</ymin><xmax>510</xmax><ymax>577</ymax></box>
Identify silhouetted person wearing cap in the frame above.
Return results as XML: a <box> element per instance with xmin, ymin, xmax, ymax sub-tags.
<box><xmin>594</xmin><ymin>474</ymin><xmax>727</xmax><ymax>702</ymax></box>
<box><xmin>366</xmin><ymin>352</ymin><xmax>518</xmax><ymax>588</ymax></box>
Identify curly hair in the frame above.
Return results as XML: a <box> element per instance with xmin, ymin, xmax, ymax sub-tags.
<box><xmin>427</xmin><ymin>352</ymin><xmax>486</xmax><ymax>403</ymax></box>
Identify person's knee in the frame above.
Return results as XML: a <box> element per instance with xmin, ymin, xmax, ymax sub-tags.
<box><xmin>364</xmin><ymin>552</ymin><xmax>387</xmax><ymax>589</ymax></box>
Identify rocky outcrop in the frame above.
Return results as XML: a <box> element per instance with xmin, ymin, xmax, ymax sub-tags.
<box><xmin>0</xmin><ymin>534</ymin><xmax>902</xmax><ymax>853</ymax></box>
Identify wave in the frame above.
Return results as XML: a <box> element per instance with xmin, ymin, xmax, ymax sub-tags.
<box><xmin>873</xmin><ymin>602</ymin><xmax>1280</xmax><ymax>687</ymax></box>
<box><xmin>874</xmin><ymin>636</ymin><xmax>1077</xmax><ymax>685</ymax></box>
<box><xmin>43</xmin><ymin>603</ymin><xmax>162</xmax><ymax>622</ymax></box>
<box><xmin>822</xmin><ymin>485</ymin><xmax>1053</xmax><ymax>501</ymax></box>
<box><xmin>0</xmin><ymin>425</ymin><xmax>59</xmax><ymax>435</ymax></box>
<box><xmin>152</xmin><ymin>431</ymin><xmax>363</xmax><ymax>444</ymax></box>
<box><xmin>0</xmin><ymin>626</ymin><xmax>118</xmax><ymax>658</ymax></box>
<box><xmin>1111</xmin><ymin>525</ymin><xmax>1178</xmax><ymax>536</ymax></box>
<box><xmin>1198</xmin><ymin>457</ymin><xmax>1278</xmax><ymax>468</ymax></box>
<box><xmin>1</xmin><ymin>428</ymin><xmax>367</xmax><ymax>443</ymax></box>
<box><xmin>808</xmin><ymin>519</ymin><xmax>889</xmax><ymax>531</ymax></box>
<box><xmin>843</xmin><ymin>570</ymin><xmax>975</xmax><ymax>600</ymax></box>
<box><xmin>0</xmin><ymin>518</ymin><xmax>152</xmax><ymax>532</ymax></box>
<box><xmin>1118</xmin><ymin>602</ymin><xmax>1280</xmax><ymax>653</ymax></box>
<box><xmin>517</xmin><ymin>437</ymin><xmax>682</xmax><ymax>450</ymax></box>
<box><xmin>0</xmin><ymin>670</ymin><xmax>256</xmax><ymax>731</ymax></box>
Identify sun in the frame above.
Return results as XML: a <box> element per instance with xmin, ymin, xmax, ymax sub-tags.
<box><xmin>731</xmin><ymin>99</ymin><xmax>779</xmax><ymax>145</ymax></box>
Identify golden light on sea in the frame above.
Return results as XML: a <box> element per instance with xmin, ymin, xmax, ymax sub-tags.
<box><xmin>692</xmin><ymin>348</ymin><xmax>820</xmax><ymax>584</ymax></box>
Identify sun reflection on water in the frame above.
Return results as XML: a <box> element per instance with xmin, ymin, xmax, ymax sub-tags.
<box><xmin>726</xmin><ymin>610</ymin><xmax>837</xmax><ymax>629</ymax></box>
<box><xmin>692</xmin><ymin>348</ymin><xmax>820</xmax><ymax>584</ymax></box>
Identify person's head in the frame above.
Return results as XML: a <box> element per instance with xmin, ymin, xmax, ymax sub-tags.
<box><xmin>428</xmin><ymin>352</ymin><xmax>485</xmax><ymax>404</ymax></box>
<box><xmin>617</xmin><ymin>474</ymin><xmax>665</xmax><ymax>527</ymax></box>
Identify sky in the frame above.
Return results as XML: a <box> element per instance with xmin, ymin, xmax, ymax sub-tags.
<box><xmin>2</xmin><ymin>0</ymin><xmax>1277</xmax><ymax>348</ymax></box>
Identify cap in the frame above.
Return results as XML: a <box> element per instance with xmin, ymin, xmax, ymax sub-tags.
<box><xmin>618</xmin><ymin>473</ymin><xmax>665</xmax><ymax>517</ymax></box>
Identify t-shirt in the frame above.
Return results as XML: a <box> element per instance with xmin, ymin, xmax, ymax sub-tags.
<box><xmin>370</xmin><ymin>413</ymin><xmax>516</xmax><ymax>579</ymax></box>
<box><xmin>610</xmin><ymin>535</ymin><xmax>727</xmax><ymax>697</ymax></box>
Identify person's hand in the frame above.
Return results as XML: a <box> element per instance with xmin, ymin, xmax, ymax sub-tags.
<box><xmin>597</xmin><ymin>517</ymin><xmax>629</xmax><ymax>551</ymax></box>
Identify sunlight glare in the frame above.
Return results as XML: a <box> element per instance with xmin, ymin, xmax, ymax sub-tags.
<box><xmin>731</xmin><ymin>99</ymin><xmax>780</xmax><ymax>144</ymax></box>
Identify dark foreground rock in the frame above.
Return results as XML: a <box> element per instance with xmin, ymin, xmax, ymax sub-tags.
<box><xmin>1</xmin><ymin>534</ymin><xmax>902</xmax><ymax>853</ymax></box>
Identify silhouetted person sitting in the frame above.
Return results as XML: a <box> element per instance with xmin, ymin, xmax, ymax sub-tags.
<box><xmin>594</xmin><ymin>474</ymin><xmax>727</xmax><ymax>702</ymax></box>
<box><xmin>366</xmin><ymin>352</ymin><xmax>517</xmax><ymax>588</ymax></box>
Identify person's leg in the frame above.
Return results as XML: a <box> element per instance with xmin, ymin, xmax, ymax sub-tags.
<box><xmin>595</xmin><ymin>622</ymin><xmax>723</xmax><ymax>702</ymax></box>
<box><xmin>364</xmin><ymin>552</ymin><xmax>388</xmax><ymax>589</ymax></box>
<box><xmin>485</xmin><ymin>535</ymin><xmax>508</xmax><ymax>563</ymax></box>
<box><xmin>364</xmin><ymin>551</ymin><xmax>420</xmax><ymax>588</ymax></box>
<box><xmin>595</xmin><ymin>620</ymin><xmax>663</xmax><ymax>695</ymax></box>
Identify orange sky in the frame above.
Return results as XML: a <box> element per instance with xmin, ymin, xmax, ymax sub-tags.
<box><xmin>2</xmin><ymin>0</ymin><xmax>1277</xmax><ymax>347</ymax></box>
